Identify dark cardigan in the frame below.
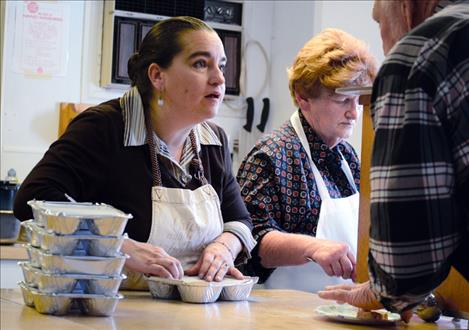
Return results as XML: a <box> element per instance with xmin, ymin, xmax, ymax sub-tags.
<box><xmin>14</xmin><ymin>99</ymin><xmax>252</xmax><ymax>242</ymax></box>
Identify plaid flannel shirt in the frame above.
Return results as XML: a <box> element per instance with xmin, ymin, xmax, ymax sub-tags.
<box><xmin>368</xmin><ymin>0</ymin><xmax>469</xmax><ymax>313</ymax></box>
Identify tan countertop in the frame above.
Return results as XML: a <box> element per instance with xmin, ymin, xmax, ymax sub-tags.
<box><xmin>0</xmin><ymin>244</ymin><xmax>28</xmax><ymax>260</ymax></box>
<box><xmin>1</xmin><ymin>288</ymin><xmax>467</xmax><ymax>330</ymax></box>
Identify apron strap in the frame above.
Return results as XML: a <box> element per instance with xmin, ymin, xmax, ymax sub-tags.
<box><xmin>145</xmin><ymin>113</ymin><xmax>161</xmax><ymax>187</ymax></box>
<box><xmin>338</xmin><ymin>150</ymin><xmax>357</xmax><ymax>194</ymax></box>
<box><xmin>189</xmin><ymin>132</ymin><xmax>208</xmax><ymax>186</ymax></box>
<box><xmin>145</xmin><ymin>112</ymin><xmax>207</xmax><ymax>186</ymax></box>
<box><xmin>290</xmin><ymin>110</ymin><xmax>357</xmax><ymax>200</ymax></box>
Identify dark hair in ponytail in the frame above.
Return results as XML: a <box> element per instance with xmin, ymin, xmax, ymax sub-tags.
<box><xmin>127</xmin><ymin>16</ymin><xmax>215</xmax><ymax>111</ymax></box>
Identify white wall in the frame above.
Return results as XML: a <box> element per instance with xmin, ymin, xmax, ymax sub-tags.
<box><xmin>267</xmin><ymin>1</ymin><xmax>384</xmax><ymax>158</ymax></box>
<box><xmin>1</xmin><ymin>1</ymin><xmax>85</xmax><ymax>180</ymax></box>
<box><xmin>0</xmin><ymin>0</ymin><xmax>383</xmax><ymax>181</ymax></box>
<box><xmin>0</xmin><ymin>0</ymin><xmax>275</xmax><ymax>180</ymax></box>
<box><xmin>312</xmin><ymin>1</ymin><xmax>384</xmax><ymax>156</ymax></box>
<box><xmin>0</xmin><ymin>1</ymin><xmax>5</xmax><ymax>160</ymax></box>
<box><xmin>268</xmin><ymin>1</ymin><xmax>316</xmax><ymax>131</ymax></box>
<box><xmin>215</xmin><ymin>1</ymin><xmax>274</xmax><ymax>171</ymax></box>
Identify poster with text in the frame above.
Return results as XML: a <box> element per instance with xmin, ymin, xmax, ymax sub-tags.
<box><xmin>13</xmin><ymin>1</ymin><xmax>70</xmax><ymax>77</ymax></box>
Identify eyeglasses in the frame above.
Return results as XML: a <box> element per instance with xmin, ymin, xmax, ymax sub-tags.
<box><xmin>327</xmin><ymin>95</ymin><xmax>360</xmax><ymax>109</ymax></box>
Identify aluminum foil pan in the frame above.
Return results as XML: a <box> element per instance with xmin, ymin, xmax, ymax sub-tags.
<box><xmin>178</xmin><ymin>282</ymin><xmax>223</xmax><ymax>303</ymax></box>
<box><xmin>21</xmin><ymin>220</ymin><xmax>40</xmax><ymax>247</ymax></box>
<box><xmin>146</xmin><ymin>276</ymin><xmax>258</xmax><ymax>303</ymax></box>
<box><xmin>19</xmin><ymin>261</ymin><xmax>38</xmax><ymax>285</ymax></box>
<box><xmin>19</xmin><ymin>262</ymin><xmax>126</xmax><ymax>295</ymax></box>
<box><xmin>146</xmin><ymin>278</ymin><xmax>180</xmax><ymax>300</ymax></box>
<box><xmin>27</xmin><ymin>200</ymin><xmax>132</xmax><ymax>236</ymax></box>
<box><xmin>22</xmin><ymin>220</ymin><xmax>125</xmax><ymax>256</ymax></box>
<box><xmin>19</xmin><ymin>282</ymin><xmax>123</xmax><ymax>316</ymax></box>
<box><xmin>220</xmin><ymin>276</ymin><xmax>259</xmax><ymax>301</ymax></box>
<box><xmin>25</xmin><ymin>244</ymin><xmax>42</xmax><ymax>268</ymax></box>
<box><xmin>19</xmin><ymin>281</ymin><xmax>34</xmax><ymax>307</ymax></box>
<box><xmin>25</xmin><ymin>244</ymin><xmax>127</xmax><ymax>276</ymax></box>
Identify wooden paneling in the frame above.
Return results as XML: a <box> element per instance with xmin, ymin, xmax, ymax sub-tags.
<box><xmin>58</xmin><ymin>103</ymin><xmax>93</xmax><ymax>137</ymax></box>
<box><xmin>357</xmin><ymin>95</ymin><xmax>469</xmax><ymax>315</ymax></box>
<box><xmin>357</xmin><ymin>95</ymin><xmax>373</xmax><ymax>283</ymax></box>
<box><xmin>435</xmin><ymin>268</ymin><xmax>469</xmax><ymax>315</ymax></box>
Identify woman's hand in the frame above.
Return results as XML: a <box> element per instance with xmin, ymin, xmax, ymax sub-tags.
<box><xmin>121</xmin><ymin>238</ymin><xmax>184</xmax><ymax>279</ymax></box>
<box><xmin>185</xmin><ymin>233</ymin><xmax>244</xmax><ymax>282</ymax></box>
<box><xmin>307</xmin><ymin>239</ymin><xmax>356</xmax><ymax>280</ymax></box>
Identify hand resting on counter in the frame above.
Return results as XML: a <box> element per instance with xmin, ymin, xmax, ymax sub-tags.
<box><xmin>122</xmin><ymin>233</ymin><xmax>244</xmax><ymax>282</ymax></box>
<box><xmin>318</xmin><ymin>281</ymin><xmax>413</xmax><ymax>323</ymax></box>
<box><xmin>185</xmin><ymin>232</ymin><xmax>244</xmax><ymax>282</ymax></box>
<box><xmin>121</xmin><ymin>238</ymin><xmax>184</xmax><ymax>279</ymax></box>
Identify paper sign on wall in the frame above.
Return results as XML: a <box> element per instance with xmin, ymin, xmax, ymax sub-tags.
<box><xmin>13</xmin><ymin>1</ymin><xmax>70</xmax><ymax>77</ymax></box>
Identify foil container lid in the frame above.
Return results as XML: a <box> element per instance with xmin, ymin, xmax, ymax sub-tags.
<box><xmin>27</xmin><ymin>200</ymin><xmax>132</xmax><ymax>236</ymax></box>
<box><xmin>28</xmin><ymin>200</ymin><xmax>132</xmax><ymax>219</ymax></box>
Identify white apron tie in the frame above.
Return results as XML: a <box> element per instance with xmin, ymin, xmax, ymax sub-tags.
<box><xmin>263</xmin><ymin>110</ymin><xmax>359</xmax><ymax>292</ymax></box>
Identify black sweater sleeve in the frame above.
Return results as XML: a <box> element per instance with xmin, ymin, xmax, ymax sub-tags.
<box><xmin>13</xmin><ymin>102</ymin><xmax>120</xmax><ymax>221</ymax></box>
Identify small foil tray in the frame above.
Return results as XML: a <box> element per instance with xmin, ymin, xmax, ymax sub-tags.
<box><xmin>22</xmin><ymin>220</ymin><xmax>126</xmax><ymax>257</ymax></box>
<box><xmin>146</xmin><ymin>275</ymin><xmax>258</xmax><ymax>303</ymax></box>
<box><xmin>19</xmin><ymin>282</ymin><xmax>123</xmax><ymax>316</ymax></box>
<box><xmin>26</xmin><ymin>244</ymin><xmax>127</xmax><ymax>276</ymax></box>
<box><xmin>27</xmin><ymin>200</ymin><xmax>132</xmax><ymax>236</ymax></box>
<box><xmin>19</xmin><ymin>261</ymin><xmax>126</xmax><ymax>295</ymax></box>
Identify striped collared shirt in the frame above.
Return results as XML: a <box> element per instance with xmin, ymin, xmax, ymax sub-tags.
<box><xmin>369</xmin><ymin>0</ymin><xmax>469</xmax><ymax>313</ymax></box>
<box><xmin>120</xmin><ymin>86</ymin><xmax>222</xmax><ymax>185</ymax></box>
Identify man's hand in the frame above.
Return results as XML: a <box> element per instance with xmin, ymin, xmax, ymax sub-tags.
<box><xmin>318</xmin><ymin>281</ymin><xmax>413</xmax><ymax>323</ymax></box>
<box><xmin>318</xmin><ymin>281</ymin><xmax>381</xmax><ymax>309</ymax></box>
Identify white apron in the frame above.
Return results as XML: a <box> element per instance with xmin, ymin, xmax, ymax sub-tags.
<box><xmin>121</xmin><ymin>131</ymin><xmax>224</xmax><ymax>290</ymax></box>
<box><xmin>263</xmin><ymin>110</ymin><xmax>359</xmax><ymax>292</ymax></box>
<box><xmin>147</xmin><ymin>184</ymin><xmax>224</xmax><ymax>268</ymax></box>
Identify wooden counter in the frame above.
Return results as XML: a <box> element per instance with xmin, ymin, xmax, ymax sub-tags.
<box><xmin>1</xmin><ymin>288</ymin><xmax>467</xmax><ymax>330</ymax></box>
<box><xmin>0</xmin><ymin>244</ymin><xmax>28</xmax><ymax>260</ymax></box>
<box><xmin>0</xmin><ymin>244</ymin><xmax>28</xmax><ymax>288</ymax></box>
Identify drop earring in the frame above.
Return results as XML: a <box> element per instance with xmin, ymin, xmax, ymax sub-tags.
<box><xmin>157</xmin><ymin>95</ymin><xmax>164</xmax><ymax>107</ymax></box>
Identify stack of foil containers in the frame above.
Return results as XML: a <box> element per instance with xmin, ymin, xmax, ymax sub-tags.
<box><xmin>18</xmin><ymin>200</ymin><xmax>132</xmax><ymax>316</ymax></box>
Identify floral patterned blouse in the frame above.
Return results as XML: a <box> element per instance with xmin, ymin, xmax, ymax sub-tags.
<box><xmin>236</xmin><ymin>110</ymin><xmax>360</xmax><ymax>280</ymax></box>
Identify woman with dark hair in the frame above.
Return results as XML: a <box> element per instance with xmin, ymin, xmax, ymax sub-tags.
<box><xmin>14</xmin><ymin>16</ymin><xmax>256</xmax><ymax>289</ymax></box>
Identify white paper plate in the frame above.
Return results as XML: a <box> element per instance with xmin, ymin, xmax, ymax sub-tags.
<box><xmin>315</xmin><ymin>304</ymin><xmax>401</xmax><ymax>326</ymax></box>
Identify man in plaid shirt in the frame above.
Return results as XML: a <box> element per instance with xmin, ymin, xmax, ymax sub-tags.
<box><xmin>319</xmin><ymin>0</ymin><xmax>469</xmax><ymax>321</ymax></box>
